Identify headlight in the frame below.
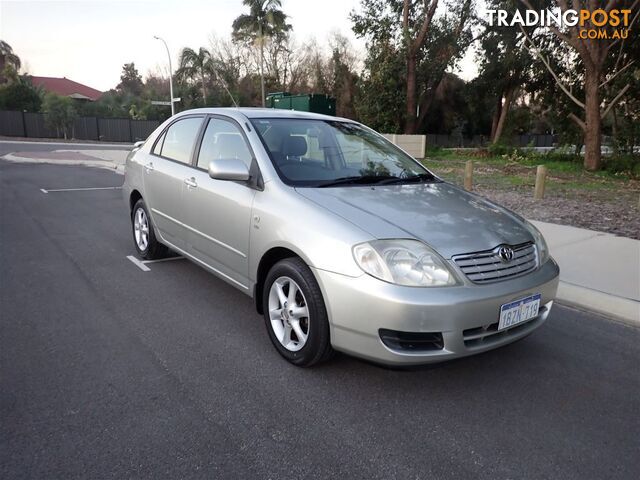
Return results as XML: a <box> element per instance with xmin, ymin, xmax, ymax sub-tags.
<box><xmin>352</xmin><ymin>239</ymin><xmax>458</xmax><ymax>287</ymax></box>
<box><xmin>524</xmin><ymin>221</ymin><xmax>549</xmax><ymax>265</ymax></box>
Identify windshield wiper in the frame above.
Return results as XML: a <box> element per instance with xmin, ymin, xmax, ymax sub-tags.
<box><xmin>376</xmin><ymin>173</ymin><xmax>436</xmax><ymax>185</ymax></box>
<box><xmin>316</xmin><ymin>175</ymin><xmax>398</xmax><ymax>188</ymax></box>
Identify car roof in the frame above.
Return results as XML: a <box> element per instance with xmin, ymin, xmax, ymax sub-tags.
<box><xmin>176</xmin><ymin>107</ymin><xmax>353</xmax><ymax>123</ymax></box>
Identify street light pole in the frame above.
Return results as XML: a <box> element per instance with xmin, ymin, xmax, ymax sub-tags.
<box><xmin>153</xmin><ymin>35</ymin><xmax>175</xmax><ymax>116</ymax></box>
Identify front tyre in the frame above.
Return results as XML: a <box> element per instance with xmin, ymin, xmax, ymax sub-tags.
<box><xmin>262</xmin><ymin>258</ymin><xmax>334</xmax><ymax>367</ymax></box>
<box><xmin>131</xmin><ymin>199</ymin><xmax>167</xmax><ymax>260</ymax></box>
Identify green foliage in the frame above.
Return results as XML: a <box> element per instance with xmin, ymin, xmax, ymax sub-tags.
<box><xmin>117</xmin><ymin>63</ymin><xmax>144</xmax><ymax>97</ymax></box>
<box><xmin>42</xmin><ymin>93</ymin><xmax>77</xmax><ymax>139</ymax></box>
<box><xmin>602</xmin><ymin>155</ymin><xmax>640</xmax><ymax>178</ymax></box>
<box><xmin>232</xmin><ymin>0</ymin><xmax>292</xmax><ymax>44</ymax></box>
<box><xmin>354</xmin><ymin>41</ymin><xmax>405</xmax><ymax>133</ymax></box>
<box><xmin>351</xmin><ymin>0</ymin><xmax>477</xmax><ymax>133</ymax></box>
<box><xmin>487</xmin><ymin>141</ymin><xmax>516</xmax><ymax>156</ymax></box>
<box><xmin>0</xmin><ymin>76</ymin><xmax>42</xmax><ymax>112</ymax></box>
<box><xmin>176</xmin><ymin>47</ymin><xmax>216</xmax><ymax>106</ymax></box>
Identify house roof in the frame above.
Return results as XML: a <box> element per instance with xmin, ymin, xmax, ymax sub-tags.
<box><xmin>30</xmin><ymin>76</ymin><xmax>103</xmax><ymax>101</ymax></box>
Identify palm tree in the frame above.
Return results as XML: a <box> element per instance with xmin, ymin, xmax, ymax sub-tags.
<box><xmin>176</xmin><ymin>47</ymin><xmax>213</xmax><ymax>105</ymax></box>
<box><xmin>232</xmin><ymin>0</ymin><xmax>291</xmax><ymax>107</ymax></box>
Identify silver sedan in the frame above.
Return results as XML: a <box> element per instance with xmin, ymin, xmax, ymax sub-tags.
<box><xmin>123</xmin><ymin>108</ymin><xmax>559</xmax><ymax>367</ymax></box>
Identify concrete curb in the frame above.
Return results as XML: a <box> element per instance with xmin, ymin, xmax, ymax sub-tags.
<box><xmin>556</xmin><ymin>281</ymin><xmax>639</xmax><ymax>328</ymax></box>
<box><xmin>2</xmin><ymin>153</ymin><xmax>125</xmax><ymax>175</ymax></box>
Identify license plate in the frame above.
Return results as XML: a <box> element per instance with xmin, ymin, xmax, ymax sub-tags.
<box><xmin>499</xmin><ymin>294</ymin><xmax>541</xmax><ymax>331</ymax></box>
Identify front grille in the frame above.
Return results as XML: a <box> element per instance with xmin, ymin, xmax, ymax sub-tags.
<box><xmin>452</xmin><ymin>242</ymin><xmax>537</xmax><ymax>284</ymax></box>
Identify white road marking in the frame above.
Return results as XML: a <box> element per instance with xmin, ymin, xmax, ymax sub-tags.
<box><xmin>41</xmin><ymin>186</ymin><xmax>122</xmax><ymax>193</ymax></box>
<box><xmin>126</xmin><ymin>255</ymin><xmax>151</xmax><ymax>272</ymax></box>
<box><xmin>142</xmin><ymin>256</ymin><xmax>185</xmax><ymax>264</ymax></box>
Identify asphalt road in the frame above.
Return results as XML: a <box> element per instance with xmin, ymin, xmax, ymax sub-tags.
<box><xmin>1</xmin><ymin>159</ymin><xmax>639</xmax><ymax>479</ymax></box>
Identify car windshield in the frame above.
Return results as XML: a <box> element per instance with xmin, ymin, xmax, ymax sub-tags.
<box><xmin>250</xmin><ymin>118</ymin><xmax>437</xmax><ymax>187</ymax></box>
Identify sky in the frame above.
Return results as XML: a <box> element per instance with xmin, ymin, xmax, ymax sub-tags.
<box><xmin>0</xmin><ymin>0</ymin><xmax>478</xmax><ymax>92</ymax></box>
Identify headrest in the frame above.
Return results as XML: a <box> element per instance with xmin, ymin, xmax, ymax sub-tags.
<box><xmin>283</xmin><ymin>135</ymin><xmax>307</xmax><ymax>157</ymax></box>
<box><xmin>216</xmin><ymin>134</ymin><xmax>246</xmax><ymax>159</ymax></box>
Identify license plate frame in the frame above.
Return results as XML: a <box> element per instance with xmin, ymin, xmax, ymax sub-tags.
<box><xmin>498</xmin><ymin>294</ymin><xmax>541</xmax><ymax>331</ymax></box>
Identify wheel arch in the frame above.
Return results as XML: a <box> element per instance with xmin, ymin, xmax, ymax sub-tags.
<box><xmin>254</xmin><ymin>246</ymin><xmax>304</xmax><ymax>314</ymax></box>
<box><xmin>129</xmin><ymin>189</ymin><xmax>143</xmax><ymax>214</ymax></box>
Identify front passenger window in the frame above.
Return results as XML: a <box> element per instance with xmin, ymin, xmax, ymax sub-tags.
<box><xmin>197</xmin><ymin>119</ymin><xmax>252</xmax><ymax>170</ymax></box>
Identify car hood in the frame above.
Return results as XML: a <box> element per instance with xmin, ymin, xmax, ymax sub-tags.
<box><xmin>295</xmin><ymin>182</ymin><xmax>532</xmax><ymax>259</ymax></box>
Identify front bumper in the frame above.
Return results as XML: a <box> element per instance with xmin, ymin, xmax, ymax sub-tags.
<box><xmin>312</xmin><ymin>259</ymin><xmax>560</xmax><ymax>365</ymax></box>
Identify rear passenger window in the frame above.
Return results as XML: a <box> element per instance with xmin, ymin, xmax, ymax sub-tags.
<box><xmin>160</xmin><ymin>117</ymin><xmax>203</xmax><ymax>164</ymax></box>
<box><xmin>197</xmin><ymin>118</ymin><xmax>252</xmax><ymax>170</ymax></box>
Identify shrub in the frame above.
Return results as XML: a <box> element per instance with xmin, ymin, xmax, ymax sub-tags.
<box><xmin>487</xmin><ymin>141</ymin><xmax>516</xmax><ymax>156</ymax></box>
<box><xmin>602</xmin><ymin>155</ymin><xmax>640</xmax><ymax>177</ymax></box>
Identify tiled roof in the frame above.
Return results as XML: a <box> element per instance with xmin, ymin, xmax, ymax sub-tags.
<box><xmin>30</xmin><ymin>76</ymin><xmax>103</xmax><ymax>101</ymax></box>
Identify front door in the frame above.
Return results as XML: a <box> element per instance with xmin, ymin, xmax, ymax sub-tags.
<box><xmin>183</xmin><ymin>117</ymin><xmax>257</xmax><ymax>291</ymax></box>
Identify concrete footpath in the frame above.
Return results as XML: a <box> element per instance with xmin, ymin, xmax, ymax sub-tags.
<box><xmin>1</xmin><ymin>146</ymin><xmax>638</xmax><ymax>326</ymax></box>
<box><xmin>3</xmin><ymin>147</ymin><xmax>130</xmax><ymax>174</ymax></box>
<box><xmin>532</xmin><ymin>221</ymin><xmax>640</xmax><ymax>326</ymax></box>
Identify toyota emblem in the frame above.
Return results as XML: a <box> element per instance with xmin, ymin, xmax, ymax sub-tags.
<box><xmin>497</xmin><ymin>246</ymin><xmax>514</xmax><ymax>263</ymax></box>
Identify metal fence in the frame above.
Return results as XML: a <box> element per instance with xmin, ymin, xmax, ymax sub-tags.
<box><xmin>0</xmin><ymin>110</ymin><xmax>160</xmax><ymax>143</ymax></box>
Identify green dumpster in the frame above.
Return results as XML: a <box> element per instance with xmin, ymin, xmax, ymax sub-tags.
<box><xmin>266</xmin><ymin>92</ymin><xmax>336</xmax><ymax>116</ymax></box>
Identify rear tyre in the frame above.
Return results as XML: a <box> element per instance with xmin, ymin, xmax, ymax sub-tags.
<box><xmin>131</xmin><ymin>199</ymin><xmax>167</xmax><ymax>260</ymax></box>
<box><xmin>262</xmin><ymin>257</ymin><xmax>334</xmax><ymax>367</ymax></box>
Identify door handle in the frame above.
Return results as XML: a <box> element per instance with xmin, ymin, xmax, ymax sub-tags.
<box><xmin>184</xmin><ymin>177</ymin><xmax>197</xmax><ymax>188</ymax></box>
<box><xmin>144</xmin><ymin>162</ymin><xmax>154</xmax><ymax>173</ymax></box>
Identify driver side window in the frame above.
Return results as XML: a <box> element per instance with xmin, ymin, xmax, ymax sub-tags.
<box><xmin>197</xmin><ymin>118</ymin><xmax>252</xmax><ymax>170</ymax></box>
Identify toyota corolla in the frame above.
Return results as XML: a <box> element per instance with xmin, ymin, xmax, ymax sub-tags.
<box><xmin>123</xmin><ymin>108</ymin><xmax>559</xmax><ymax>367</ymax></box>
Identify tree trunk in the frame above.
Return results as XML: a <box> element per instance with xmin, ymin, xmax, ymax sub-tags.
<box><xmin>583</xmin><ymin>68</ymin><xmax>601</xmax><ymax>171</ymax></box>
<box><xmin>405</xmin><ymin>53</ymin><xmax>417</xmax><ymax>134</ymax></box>
<box><xmin>201</xmin><ymin>68</ymin><xmax>207</xmax><ymax>106</ymax></box>
<box><xmin>490</xmin><ymin>96</ymin><xmax>502</xmax><ymax>142</ymax></box>
<box><xmin>492</xmin><ymin>87</ymin><xmax>515</xmax><ymax>144</ymax></box>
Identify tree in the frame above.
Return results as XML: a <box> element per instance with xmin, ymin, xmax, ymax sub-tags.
<box><xmin>116</xmin><ymin>62</ymin><xmax>144</xmax><ymax>97</ymax></box>
<box><xmin>354</xmin><ymin>40</ymin><xmax>406</xmax><ymax>132</ymax></box>
<box><xmin>177</xmin><ymin>47</ymin><xmax>214</xmax><ymax>105</ymax></box>
<box><xmin>232</xmin><ymin>0</ymin><xmax>292</xmax><ymax>107</ymax></box>
<box><xmin>0</xmin><ymin>75</ymin><xmax>42</xmax><ymax>112</ymax></box>
<box><xmin>352</xmin><ymin>0</ymin><xmax>477</xmax><ymax>134</ymax></box>
<box><xmin>42</xmin><ymin>93</ymin><xmax>77</xmax><ymax>139</ymax></box>
<box><xmin>0</xmin><ymin>40</ymin><xmax>21</xmax><ymax>83</ymax></box>
<box><xmin>518</xmin><ymin>0</ymin><xmax>638</xmax><ymax>170</ymax></box>
<box><xmin>477</xmin><ymin>0</ymin><xmax>534</xmax><ymax>144</ymax></box>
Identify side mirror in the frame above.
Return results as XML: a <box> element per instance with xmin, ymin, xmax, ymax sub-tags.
<box><xmin>208</xmin><ymin>158</ymin><xmax>250</xmax><ymax>182</ymax></box>
<box><xmin>133</xmin><ymin>140</ymin><xmax>145</xmax><ymax>150</ymax></box>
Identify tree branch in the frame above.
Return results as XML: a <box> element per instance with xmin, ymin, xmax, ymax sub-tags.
<box><xmin>600</xmin><ymin>60</ymin><xmax>635</xmax><ymax>88</ymax></box>
<box><xmin>568</xmin><ymin>113</ymin><xmax>586</xmax><ymax>132</ymax></box>
<box><xmin>411</xmin><ymin>0</ymin><xmax>438</xmax><ymax>55</ymax></box>
<box><xmin>518</xmin><ymin>24</ymin><xmax>585</xmax><ymax>110</ymax></box>
<box><xmin>601</xmin><ymin>83</ymin><xmax>631</xmax><ymax>119</ymax></box>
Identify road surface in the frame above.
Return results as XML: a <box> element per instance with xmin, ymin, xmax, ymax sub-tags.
<box><xmin>1</xmin><ymin>157</ymin><xmax>638</xmax><ymax>479</ymax></box>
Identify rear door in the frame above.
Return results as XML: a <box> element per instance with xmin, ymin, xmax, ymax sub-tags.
<box><xmin>143</xmin><ymin>116</ymin><xmax>204</xmax><ymax>251</ymax></box>
<box><xmin>182</xmin><ymin>116</ymin><xmax>257</xmax><ymax>291</ymax></box>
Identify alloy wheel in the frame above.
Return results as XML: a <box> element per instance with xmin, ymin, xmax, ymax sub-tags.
<box><xmin>133</xmin><ymin>207</ymin><xmax>150</xmax><ymax>251</ymax></box>
<box><xmin>268</xmin><ymin>276</ymin><xmax>310</xmax><ymax>352</ymax></box>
